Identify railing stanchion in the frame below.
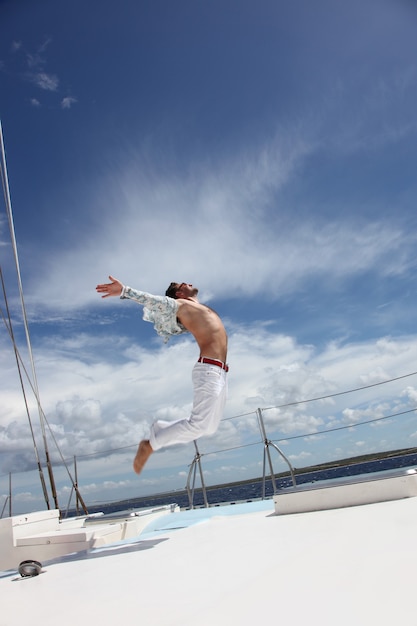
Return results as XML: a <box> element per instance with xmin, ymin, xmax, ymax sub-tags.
<box><xmin>9</xmin><ymin>471</ymin><xmax>12</xmax><ymax>517</ymax></box>
<box><xmin>186</xmin><ymin>441</ymin><xmax>208</xmax><ymax>509</ymax></box>
<box><xmin>256</xmin><ymin>408</ymin><xmax>297</xmax><ymax>495</ymax></box>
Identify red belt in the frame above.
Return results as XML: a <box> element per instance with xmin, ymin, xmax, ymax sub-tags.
<box><xmin>198</xmin><ymin>357</ymin><xmax>229</xmax><ymax>372</ymax></box>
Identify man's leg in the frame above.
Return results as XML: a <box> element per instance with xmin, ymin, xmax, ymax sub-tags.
<box><xmin>149</xmin><ymin>363</ymin><xmax>227</xmax><ymax>449</ymax></box>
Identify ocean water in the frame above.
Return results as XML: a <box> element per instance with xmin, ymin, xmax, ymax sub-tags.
<box><xmin>83</xmin><ymin>451</ymin><xmax>417</xmax><ymax>517</ymax></box>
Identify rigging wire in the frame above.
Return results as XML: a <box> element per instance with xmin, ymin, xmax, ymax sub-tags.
<box><xmin>0</xmin><ymin>274</ymin><xmax>51</xmax><ymax>509</ymax></box>
<box><xmin>271</xmin><ymin>406</ymin><xmax>417</xmax><ymax>443</ymax></box>
<box><xmin>0</xmin><ymin>121</ymin><xmax>59</xmax><ymax>510</ymax></box>
<box><xmin>220</xmin><ymin>370</ymin><xmax>417</xmax><ymax>423</ymax></box>
<box><xmin>261</xmin><ymin>370</ymin><xmax>417</xmax><ymax>412</ymax></box>
<box><xmin>0</xmin><ymin>303</ymin><xmax>89</xmax><ymax>514</ymax></box>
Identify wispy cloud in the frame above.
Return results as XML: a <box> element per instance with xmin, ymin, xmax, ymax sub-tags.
<box><xmin>61</xmin><ymin>96</ymin><xmax>77</xmax><ymax>109</ymax></box>
<box><xmin>22</xmin><ymin>38</ymin><xmax>60</xmax><ymax>91</ymax></box>
<box><xmin>22</xmin><ymin>127</ymin><xmax>417</xmax><ymax>312</ymax></box>
<box><xmin>3</xmin><ymin>37</ymin><xmax>75</xmax><ymax>104</ymax></box>
<box><xmin>26</xmin><ymin>37</ymin><xmax>52</xmax><ymax>69</ymax></box>
<box><xmin>28</xmin><ymin>71</ymin><xmax>59</xmax><ymax>91</ymax></box>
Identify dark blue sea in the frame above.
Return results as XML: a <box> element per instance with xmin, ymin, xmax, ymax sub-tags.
<box><xmin>81</xmin><ymin>450</ymin><xmax>417</xmax><ymax>517</ymax></box>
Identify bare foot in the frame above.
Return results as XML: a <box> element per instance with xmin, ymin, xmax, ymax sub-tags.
<box><xmin>133</xmin><ymin>440</ymin><xmax>153</xmax><ymax>474</ymax></box>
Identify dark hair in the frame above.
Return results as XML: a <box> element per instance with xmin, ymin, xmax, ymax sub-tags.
<box><xmin>165</xmin><ymin>282</ymin><xmax>180</xmax><ymax>298</ymax></box>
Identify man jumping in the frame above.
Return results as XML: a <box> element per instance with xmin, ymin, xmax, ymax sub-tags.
<box><xmin>96</xmin><ymin>276</ymin><xmax>228</xmax><ymax>474</ymax></box>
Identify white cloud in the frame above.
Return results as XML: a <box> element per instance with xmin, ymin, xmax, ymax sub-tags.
<box><xmin>19</xmin><ymin>130</ymin><xmax>417</xmax><ymax>314</ymax></box>
<box><xmin>29</xmin><ymin>71</ymin><xmax>59</xmax><ymax>91</ymax></box>
<box><xmin>402</xmin><ymin>387</ymin><xmax>417</xmax><ymax>403</ymax></box>
<box><xmin>61</xmin><ymin>96</ymin><xmax>77</xmax><ymax>109</ymax></box>
<box><xmin>26</xmin><ymin>38</ymin><xmax>52</xmax><ymax>69</ymax></box>
<box><xmin>5</xmin><ymin>38</ymin><xmax>65</xmax><ymax>100</ymax></box>
<box><xmin>2</xmin><ymin>322</ymin><xmax>417</xmax><ymax>480</ymax></box>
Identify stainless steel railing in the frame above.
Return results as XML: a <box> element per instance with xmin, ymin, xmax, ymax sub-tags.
<box><xmin>185</xmin><ymin>408</ymin><xmax>297</xmax><ymax>508</ymax></box>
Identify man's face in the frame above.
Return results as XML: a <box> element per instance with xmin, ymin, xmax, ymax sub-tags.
<box><xmin>177</xmin><ymin>283</ymin><xmax>198</xmax><ymax>298</ymax></box>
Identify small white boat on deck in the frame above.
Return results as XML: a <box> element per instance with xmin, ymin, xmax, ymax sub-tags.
<box><xmin>0</xmin><ymin>504</ymin><xmax>179</xmax><ymax>572</ymax></box>
<box><xmin>1</xmin><ymin>466</ymin><xmax>417</xmax><ymax>626</ymax></box>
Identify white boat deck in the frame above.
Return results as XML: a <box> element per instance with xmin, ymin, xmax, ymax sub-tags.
<box><xmin>1</xmin><ymin>476</ymin><xmax>417</xmax><ymax>626</ymax></box>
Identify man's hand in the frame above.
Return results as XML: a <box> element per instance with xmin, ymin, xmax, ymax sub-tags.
<box><xmin>96</xmin><ymin>275</ymin><xmax>123</xmax><ymax>298</ymax></box>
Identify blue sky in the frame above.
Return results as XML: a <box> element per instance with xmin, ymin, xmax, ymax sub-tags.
<box><xmin>1</xmin><ymin>0</ymin><xmax>417</xmax><ymax>514</ymax></box>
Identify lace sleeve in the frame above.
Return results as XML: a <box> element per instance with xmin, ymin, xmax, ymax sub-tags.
<box><xmin>121</xmin><ymin>286</ymin><xmax>188</xmax><ymax>342</ymax></box>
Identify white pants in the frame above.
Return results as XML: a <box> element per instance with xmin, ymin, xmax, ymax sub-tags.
<box><xmin>149</xmin><ymin>362</ymin><xmax>228</xmax><ymax>451</ymax></box>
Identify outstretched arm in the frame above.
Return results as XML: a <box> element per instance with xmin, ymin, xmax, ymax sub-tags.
<box><xmin>96</xmin><ymin>277</ymin><xmax>187</xmax><ymax>341</ymax></box>
<box><xmin>96</xmin><ymin>275</ymin><xmax>123</xmax><ymax>298</ymax></box>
